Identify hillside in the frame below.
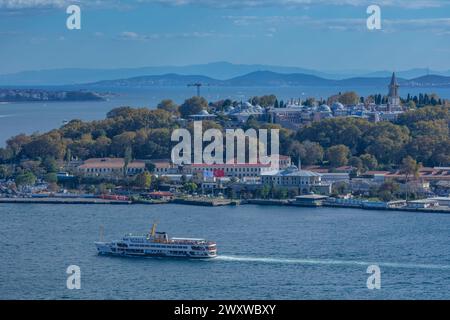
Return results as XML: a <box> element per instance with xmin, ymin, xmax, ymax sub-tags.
<box><xmin>83</xmin><ymin>71</ymin><xmax>450</xmax><ymax>88</ymax></box>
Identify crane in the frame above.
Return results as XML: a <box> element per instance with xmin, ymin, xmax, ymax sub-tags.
<box><xmin>187</xmin><ymin>83</ymin><xmax>207</xmax><ymax>97</ymax></box>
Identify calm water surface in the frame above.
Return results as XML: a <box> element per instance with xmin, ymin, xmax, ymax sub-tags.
<box><xmin>0</xmin><ymin>204</ymin><xmax>449</xmax><ymax>300</ymax></box>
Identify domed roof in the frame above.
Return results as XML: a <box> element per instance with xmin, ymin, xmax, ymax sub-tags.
<box><xmin>332</xmin><ymin>102</ymin><xmax>345</xmax><ymax>110</ymax></box>
<box><xmin>199</xmin><ymin>109</ymin><xmax>210</xmax><ymax>115</ymax></box>
<box><xmin>319</xmin><ymin>104</ymin><xmax>332</xmax><ymax>112</ymax></box>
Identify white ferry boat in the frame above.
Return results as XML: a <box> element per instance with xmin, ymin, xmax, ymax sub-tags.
<box><xmin>95</xmin><ymin>223</ymin><xmax>217</xmax><ymax>259</ymax></box>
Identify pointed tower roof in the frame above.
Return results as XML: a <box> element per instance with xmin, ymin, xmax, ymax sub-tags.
<box><xmin>390</xmin><ymin>72</ymin><xmax>398</xmax><ymax>86</ymax></box>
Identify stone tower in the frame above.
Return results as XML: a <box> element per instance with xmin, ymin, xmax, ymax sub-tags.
<box><xmin>387</xmin><ymin>72</ymin><xmax>400</xmax><ymax>111</ymax></box>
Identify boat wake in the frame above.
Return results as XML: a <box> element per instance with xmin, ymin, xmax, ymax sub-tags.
<box><xmin>216</xmin><ymin>255</ymin><xmax>450</xmax><ymax>270</ymax></box>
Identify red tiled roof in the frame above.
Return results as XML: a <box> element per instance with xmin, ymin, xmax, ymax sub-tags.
<box><xmin>336</xmin><ymin>166</ymin><xmax>353</xmax><ymax>171</ymax></box>
<box><xmin>365</xmin><ymin>171</ymin><xmax>390</xmax><ymax>175</ymax></box>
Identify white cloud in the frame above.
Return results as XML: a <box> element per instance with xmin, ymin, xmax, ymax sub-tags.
<box><xmin>149</xmin><ymin>0</ymin><xmax>449</xmax><ymax>9</ymax></box>
<box><xmin>0</xmin><ymin>0</ymin><xmax>124</xmax><ymax>10</ymax></box>
<box><xmin>224</xmin><ymin>15</ymin><xmax>450</xmax><ymax>35</ymax></box>
<box><xmin>0</xmin><ymin>0</ymin><xmax>74</xmax><ymax>9</ymax></box>
<box><xmin>1</xmin><ymin>0</ymin><xmax>447</xmax><ymax>10</ymax></box>
<box><xmin>384</xmin><ymin>18</ymin><xmax>450</xmax><ymax>35</ymax></box>
<box><xmin>118</xmin><ymin>30</ymin><xmax>255</xmax><ymax>41</ymax></box>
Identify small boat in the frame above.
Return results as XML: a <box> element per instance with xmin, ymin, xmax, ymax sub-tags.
<box><xmin>95</xmin><ymin>223</ymin><xmax>217</xmax><ymax>259</ymax></box>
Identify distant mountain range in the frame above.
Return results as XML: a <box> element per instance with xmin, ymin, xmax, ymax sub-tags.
<box><xmin>1</xmin><ymin>62</ymin><xmax>449</xmax><ymax>86</ymax></box>
<box><xmin>85</xmin><ymin>71</ymin><xmax>450</xmax><ymax>88</ymax></box>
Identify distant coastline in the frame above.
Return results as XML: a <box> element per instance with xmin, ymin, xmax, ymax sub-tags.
<box><xmin>85</xmin><ymin>72</ymin><xmax>450</xmax><ymax>89</ymax></box>
<box><xmin>0</xmin><ymin>88</ymin><xmax>106</xmax><ymax>102</ymax></box>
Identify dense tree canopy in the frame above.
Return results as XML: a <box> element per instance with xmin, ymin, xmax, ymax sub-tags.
<box><xmin>179</xmin><ymin>96</ymin><xmax>208</xmax><ymax>118</ymax></box>
<box><xmin>0</xmin><ymin>99</ymin><xmax>448</xmax><ymax>182</ymax></box>
<box><xmin>293</xmin><ymin>106</ymin><xmax>450</xmax><ymax>168</ymax></box>
<box><xmin>157</xmin><ymin>99</ymin><xmax>179</xmax><ymax>115</ymax></box>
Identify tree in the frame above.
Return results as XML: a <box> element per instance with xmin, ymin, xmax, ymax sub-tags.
<box><xmin>179</xmin><ymin>96</ymin><xmax>208</xmax><ymax>118</ymax></box>
<box><xmin>0</xmin><ymin>165</ymin><xmax>12</xmax><ymax>179</ymax></box>
<box><xmin>157</xmin><ymin>99</ymin><xmax>179</xmax><ymax>114</ymax></box>
<box><xmin>20</xmin><ymin>160</ymin><xmax>44</xmax><ymax>177</ymax></box>
<box><xmin>259</xmin><ymin>184</ymin><xmax>271</xmax><ymax>199</ymax></box>
<box><xmin>377</xmin><ymin>181</ymin><xmax>400</xmax><ymax>202</ymax></box>
<box><xmin>134</xmin><ymin>171</ymin><xmax>152</xmax><ymax>189</ymax></box>
<box><xmin>338</xmin><ymin>91</ymin><xmax>359</xmax><ymax>105</ymax></box>
<box><xmin>0</xmin><ymin>148</ymin><xmax>13</xmax><ymax>163</ymax></box>
<box><xmin>6</xmin><ymin>134</ymin><xmax>32</xmax><ymax>158</ymax></box>
<box><xmin>273</xmin><ymin>187</ymin><xmax>289</xmax><ymax>199</ymax></box>
<box><xmin>397</xmin><ymin>106</ymin><xmax>449</xmax><ymax>126</ymax></box>
<box><xmin>253</xmin><ymin>95</ymin><xmax>277</xmax><ymax>108</ymax></box>
<box><xmin>326</xmin><ymin>145</ymin><xmax>350</xmax><ymax>167</ymax></box>
<box><xmin>297</xmin><ymin>117</ymin><xmax>368</xmax><ymax>151</ymax></box>
<box><xmin>23</xmin><ymin>133</ymin><xmax>66</xmax><ymax>160</ymax></box>
<box><xmin>288</xmin><ymin>140</ymin><xmax>324</xmax><ymax>166</ymax></box>
<box><xmin>407</xmin><ymin>100</ymin><xmax>416</xmax><ymax>109</ymax></box>
<box><xmin>349</xmin><ymin>156</ymin><xmax>364</xmax><ymax>173</ymax></box>
<box><xmin>111</xmin><ymin>132</ymin><xmax>136</xmax><ymax>157</ymax></box>
<box><xmin>363</xmin><ymin>122</ymin><xmax>410</xmax><ymax>165</ymax></box>
<box><xmin>400</xmin><ymin>156</ymin><xmax>421</xmax><ymax>181</ymax></box>
<box><xmin>92</xmin><ymin>136</ymin><xmax>111</xmax><ymax>158</ymax></box>
<box><xmin>42</xmin><ymin>157</ymin><xmax>58</xmax><ymax>173</ymax></box>
<box><xmin>332</xmin><ymin>181</ymin><xmax>350</xmax><ymax>196</ymax></box>
<box><xmin>183</xmin><ymin>182</ymin><xmax>198</xmax><ymax>194</ymax></box>
<box><xmin>107</xmin><ymin>106</ymin><xmax>134</xmax><ymax>119</ymax></box>
<box><xmin>400</xmin><ymin>156</ymin><xmax>421</xmax><ymax>201</ymax></box>
<box><xmin>45</xmin><ymin>172</ymin><xmax>58</xmax><ymax>184</ymax></box>
<box><xmin>360</xmin><ymin>153</ymin><xmax>378</xmax><ymax>171</ymax></box>
<box><xmin>15</xmin><ymin>171</ymin><xmax>37</xmax><ymax>187</ymax></box>
<box><xmin>303</xmin><ymin>97</ymin><xmax>316</xmax><ymax>107</ymax></box>
<box><xmin>123</xmin><ymin>146</ymin><xmax>133</xmax><ymax>177</ymax></box>
<box><xmin>65</xmin><ymin>148</ymin><xmax>72</xmax><ymax>162</ymax></box>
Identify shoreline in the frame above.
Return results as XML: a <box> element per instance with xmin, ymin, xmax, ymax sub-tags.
<box><xmin>1</xmin><ymin>197</ymin><xmax>449</xmax><ymax>214</ymax></box>
<box><xmin>0</xmin><ymin>197</ymin><xmax>131</xmax><ymax>205</ymax></box>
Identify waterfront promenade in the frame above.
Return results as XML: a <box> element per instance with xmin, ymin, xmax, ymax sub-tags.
<box><xmin>0</xmin><ymin>197</ymin><xmax>132</xmax><ymax>205</ymax></box>
<box><xmin>1</xmin><ymin>196</ymin><xmax>449</xmax><ymax>214</ymax></box>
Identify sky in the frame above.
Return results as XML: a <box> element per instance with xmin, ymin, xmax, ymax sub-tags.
<box><xmin>0</xmin><ymin>0</ymin><xmax>449</xmax><ymax>74</ymax></box>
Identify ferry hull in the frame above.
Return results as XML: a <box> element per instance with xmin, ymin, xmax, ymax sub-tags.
<box><xmin>97</xmin><ymin>251</ymin><xmax>217</xmax><ymax>259</ymax></box>
<box><xmin>95</xmin><ymin>242</ymin><xmax>217</xmax><ymax>259</ymax></box>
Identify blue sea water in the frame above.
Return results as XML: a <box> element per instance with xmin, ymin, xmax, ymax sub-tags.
<box><xmin>0</xmin><ymin>204</ymin><xmax>449</xmax><ymax>300</ymax></box>
<box><xmin>1</xmin><ymin>86</ymin><xmax>449</xmax><ymax>146</ymax></box>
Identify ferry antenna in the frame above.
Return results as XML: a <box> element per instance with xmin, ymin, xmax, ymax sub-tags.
<box><xmin>150</xmin><ymin>219</ymin><xmax>160</xmax><ymax>237</ymax></box>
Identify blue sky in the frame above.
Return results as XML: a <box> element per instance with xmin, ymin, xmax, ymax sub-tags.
<box><xmin>0</xmin><ymin>0</ymin><xmax>449</xmax><ymax>74</ymax></box>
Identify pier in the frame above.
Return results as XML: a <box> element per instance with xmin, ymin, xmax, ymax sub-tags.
<box><xmin>171</xmin><ymin>198</ymin><xmax>236</xmax><ymax>207</ymax></box>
